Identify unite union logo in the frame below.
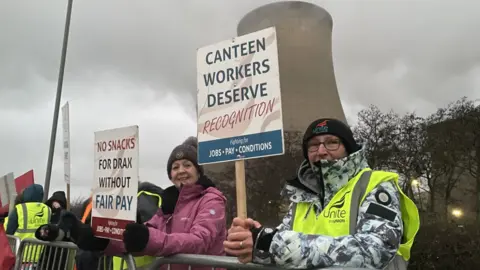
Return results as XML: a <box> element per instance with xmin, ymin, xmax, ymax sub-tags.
<box><xmin>323</xmin><ymin>191</ymin><xmax>350</xmax><ymax>223</ymax></box>
<box><xmin>313</xmin><ymin>120</ymin><xmax>329</xmax><ymax>133</ymax></box>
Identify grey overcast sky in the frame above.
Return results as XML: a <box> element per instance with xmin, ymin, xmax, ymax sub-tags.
<box><xmin>0</xmin><ymin>0</ymin><xmax>479</xmax><ymax>200</ymax></box>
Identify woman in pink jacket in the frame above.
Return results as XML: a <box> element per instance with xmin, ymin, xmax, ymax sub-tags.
<box><xmin>76</xmin><ymin>136</ymin><xmax>228</xmax><ymax>269</ymax></box>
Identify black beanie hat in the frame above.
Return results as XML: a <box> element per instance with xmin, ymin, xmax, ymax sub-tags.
<box><xmin>302</xmin><ymin>118</ymin><xmax>359</xmax><ymax>159</ymax></box>
<box><xmin>167</xmin><ymin>136</ymin><xmax>204</xmax><ymax>179</ymax></box>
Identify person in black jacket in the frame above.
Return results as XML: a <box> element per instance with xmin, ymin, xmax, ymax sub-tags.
<box><xmin>45</xmin><ymin>191</ymin><xmax>67</xmax><ymax>224</ymax></box>
<box><xmin>35</xmin><ymin>191</ymin><xmax>69</xmax><ymax>269</ymax></box>
<box><xmin>35</xmin><ymin>181</ymin><xmax>164</xmax><ymax>270</ymax></box>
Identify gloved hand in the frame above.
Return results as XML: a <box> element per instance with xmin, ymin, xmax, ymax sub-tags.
<box><xmin>34</xmin><ymin>211</ymin><xmax>81</xmax><ymax>242</ymax></box>
<box><xmin>35</xmin><ymin>224</ymin><xmax>62</xmax><ymax>241</ymax></box>
<box><xmin>123</xmin><ymin>223</ymin><xmax>149</xmax><ymax>252</ymax></box>
<box><xmin>76</xmin><ymin>224</ymin><xmax>110</xmax><ymax>251</ymax></box>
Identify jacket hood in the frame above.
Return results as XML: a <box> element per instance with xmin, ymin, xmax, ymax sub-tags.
<box><xmin>14</xmin><ymin>193</ymin><xmax>23</xmax><ymax>205</ymax></box>
<box><xmin>46</xmin><ymin>191</ymin><xmax>67</xmax><ymax>209</ymax></box>
<box><xmin>22</xmin><ymin>184</ymin><xmax>44</xmax><ymax>203</ymax></box>
<box><xmin>137</xmin><ymin>182</ymin><xmax>164</xmax><ymax>223</ymax></box>
<box><xmin>284</xmin><ymin>146</ymin><xmax>369</xmax><ymax>209</ymax></box>
<box><xmin>139</xmin><ymin>181</ymin><xmax>164</xmax><ymax>195</ymax></box>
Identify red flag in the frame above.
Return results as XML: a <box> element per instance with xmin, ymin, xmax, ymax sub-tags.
<box><xmin>0</xmin><ymin>226</ymin><xmax>15</xmax><ymax>270</ymax></box>
<box><xmin>14</xmin><ymin>170</ymin><xmax>34</xmax><ymax>194</ymax></box>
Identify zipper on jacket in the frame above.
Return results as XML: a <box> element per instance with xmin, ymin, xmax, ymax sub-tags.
<box><xmin>303</xmin><ymin>202</ymin><xmax>322</xmax><ymax>220</ymax></box>
<box><xmin>304</xmin><ymin>202</ymin><xmax>314</xmax><ymax>220</ymax></box>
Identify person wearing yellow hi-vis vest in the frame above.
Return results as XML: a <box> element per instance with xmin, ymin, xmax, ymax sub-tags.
<box><xmin>34</xmin><ymin>181</ymin><xmax>165</xmax><ymax>270</ymax></box>
<box><xmin>111</xmin><ymin>188</ymin><xmax>163</xmax><ymax>270</ymax></box>
<box><xmin>224</xmin><ymin>118</ymin><xmax>420</xmax><ymax>270</ymax></box>
<box><xmin>72</xmin><ymin>182</ymin><xmax>164</xmax><ymax>270</ymax></box>
<box><xmin>2</xmin><ymin>193</ymin><xmax>25</xmax><ymax>231</ymax></box>
<box><xmin>6</xmin><ymin>184</ymin><xmax>51</xmax><ymax>263</ymax></box>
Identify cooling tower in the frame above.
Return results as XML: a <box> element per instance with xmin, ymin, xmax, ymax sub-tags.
<box><xmin>238</xmin><ymin>1</ymin><xmax>346</xmax><ymax>129</ymax></box>
<box><xmin>203</xmin><ymin>1</ymin><xmax>346</xmax><ymax>174</ymax></box>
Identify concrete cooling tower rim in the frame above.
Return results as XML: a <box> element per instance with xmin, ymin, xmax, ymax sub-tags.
<box><xmin>237</xmin><ymin>1</ymin><xmax>333</xmax><ymax>34</ymax></box>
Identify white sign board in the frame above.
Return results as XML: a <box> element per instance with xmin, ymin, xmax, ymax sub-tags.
<box><xmin>91</xmin><ymin>125</ymin><xmax>139</xmax><ymax>241</ymax></box>
<box><xmin>62</xmin><ymin>102</ymin><xmax>71</xmax><ymax>184</ymax></box>
<box><xmin>196</xmin><ymin>26</ymin><xmax>284</xmax><ymax>164</ymax></box>
<box><xmin>0</xmin><ymin>172</ymin><xmax>15</xmax><ymax>206</ymax></box>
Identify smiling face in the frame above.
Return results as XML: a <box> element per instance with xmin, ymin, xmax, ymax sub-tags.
<box><xmin>170</xmin><ymin>159</ymin><xmax>200</xmax><ymax>188</ymax></box>
<box><xmin>306</xmin><ymin>134</ymin><xmax>348</xmax><ymax>163</ymax></box>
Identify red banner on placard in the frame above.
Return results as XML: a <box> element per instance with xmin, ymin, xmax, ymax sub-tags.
<box><xmin>15</xmin><ymin>170</ymin><xmax>34</xmax><ymax>194</ymax></box>
<box><xmin>91</xmin><ymin>216</ymin><xmax>133</xmax><ymax>241</ymax></box>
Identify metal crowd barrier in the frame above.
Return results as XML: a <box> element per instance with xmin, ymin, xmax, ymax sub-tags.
<box><xmin>13</xmin><ymin>238</ymin><xmax>135</xmax><ymax>270</ymax></box>
<box><xmin>14</xmin><ymin>238</ymin><xmax>78</xmax><ymax>270</ymax></box>
<box><xmin>10</xmin><ymin>238</ymin><xmax>366</xmax><ymax>270</ymax></box>
<box><xmin>98</xmin><ymin>254</ymin><xmax>137</xmax><ymax>270</ymax></box>
<box><xmin>146</xmin><ymin>254</ymin><xmax>368</xmax><ymax>270</ymax></box>
<box><xmin>7</xmin><ymin>235</ymin><xmax>21</xmax><ymax>254</ymax></box>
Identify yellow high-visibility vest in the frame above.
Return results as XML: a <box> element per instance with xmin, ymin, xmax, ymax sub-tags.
<box><xmin>15</xmin><ymin>202</ymin><xmax>51</xmax><ymax>262</ymax></box>
<box><xmin>292</xmin><ymin>169</ymin><xmax>420</xmax><ymax>269</ymax></box>
<box><xmin>112</xmin><ymin>190</ymin><xmax>163</xmax><ymax>270</ymax></box>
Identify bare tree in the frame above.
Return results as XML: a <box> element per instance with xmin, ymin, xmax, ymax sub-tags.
<box><xmin>419</xmin><ymin>119</ymin><xmax>452</xmax><ymax>213</ymax></box>
<box><xmin>439</xmin><ymin>97</ymin><xmax>480</xmax><ymax>221</ymax></box>
<box><xmin>354</xmin><ymin>105</ymin><xmax>399</xmax><ymax>170</ymax></box>
<box><xmin>353</xmin><ymin>103</ymin><xmax>470</xmax><ymax>218</ymax></box>
<box><xmin>411</xmin><ymin>97</ymin><xmax>480</xmax><ymax>221</ymax></box>
<box><xmin>353</xmin><ymin>107</ymin><xmax>424</xmax><ymax>198</ymax></box>
<box><xmin>388</xmin><ymin>112</ymin><xmax>426</xmax><ymax>197</ymax></box>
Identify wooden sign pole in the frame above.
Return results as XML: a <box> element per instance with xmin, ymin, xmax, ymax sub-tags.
<box><xmin>66</xmin><ymin>183</ymin><xmax>71</xmax><ymax>211</ymax></box>
<box><xmin>235</xmin><ymin>160</ymin><xmax>247</xmax><ymax>218</ymax></box>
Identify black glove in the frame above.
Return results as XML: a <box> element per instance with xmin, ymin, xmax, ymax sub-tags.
<box><xmin>123</xmin><ymin>223</ymin><xmax>149</xmax><ymax>252</ymax></box>
<box><xmin>251</xmin><ymin>226</ymin><xmax>277</xmax><ymax>252</ymax></box>
<box><xmin>35</xmin><ymin>224</ymin><xmax>62</xmax><ymax>241</ymax></box>
<box><xmin>76</xmin><ymin>224</ymin><xmax>110</xmax><ymax>251</ymax></box>
<box><xmin>58</xmin><ymin>211</ymin><xmax>81</xmax><ymax>240</ymax></box>
<box><xmin>34</xmin><ymin>211</ymin><xmax>81</xmax><ymax>242</ymax></box>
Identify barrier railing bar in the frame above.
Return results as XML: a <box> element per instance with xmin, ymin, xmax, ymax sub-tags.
<box><xmin>148</xmin><ymin>254</ymin><xmax>278</xmax><ymax>270</ymax></box>
<box><xmin>9</xmin><ymin>237</ymin><xmax>367</xmax><ymax>270</ymax></box>
<box><xmin>147</xmin><ymin>254</ymin><xmax>368</xmax><ymax>270</ymax></box>
<box><xmin>7</xmin><ymin>235</ymin><xmax>21</xmax><ymax>254</ymax></box>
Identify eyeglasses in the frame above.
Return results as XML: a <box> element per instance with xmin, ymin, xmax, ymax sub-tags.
<box><xmin>307</xmin><ymin>139</ymin><xmax>342</xmax><ymax>152</ymax></box>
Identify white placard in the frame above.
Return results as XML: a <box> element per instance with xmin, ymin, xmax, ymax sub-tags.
<box><xmin>0</xmin><ymin>172</ymin><xmax>15</xmax><ymax>206</ymax></box>
<box><xmin>62</xmin><ymin>102</ymin><xmax>71</xmax><ymax>184</ymax></box>
<box><xmin>196</xmin><ymin>27</ymin><xmax>284</xmax><ymax>164</ymax></box>
<box><xmin>91</xmin><ymin>125</ymin><xmax>139</xmax><ymax>240</ymax></box>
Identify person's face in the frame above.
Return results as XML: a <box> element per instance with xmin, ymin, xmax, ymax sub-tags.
<box><xmin>171</xmin><ymin>159</ymin><xmax>199</xmax><ymax>188</ymax></box>
<box><xmin>307</xmin><ymin>134</ymin><xmax>348</xmax><ymax>163</ymax></box>
<box><xmin>52</xmin><ymin>201</ymin><xmax>61</xmax><ymax>209</ymax></box>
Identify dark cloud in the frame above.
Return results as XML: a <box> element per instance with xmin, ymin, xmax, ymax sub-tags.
<box><xmin>324</xmin><ymin>0</ymin><xmax>480</xmax><ymax>115</ymax></box>
<box><xmin>0</xmin><ymin>0</ymin><xmax>478</xmax><ymax>198</ymax></box>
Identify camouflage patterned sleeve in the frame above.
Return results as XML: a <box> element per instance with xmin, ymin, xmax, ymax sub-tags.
<box><xmin>267</xmin><ymin>181</ymin><xmax>403</xmax><ymax>269</ymax></box>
